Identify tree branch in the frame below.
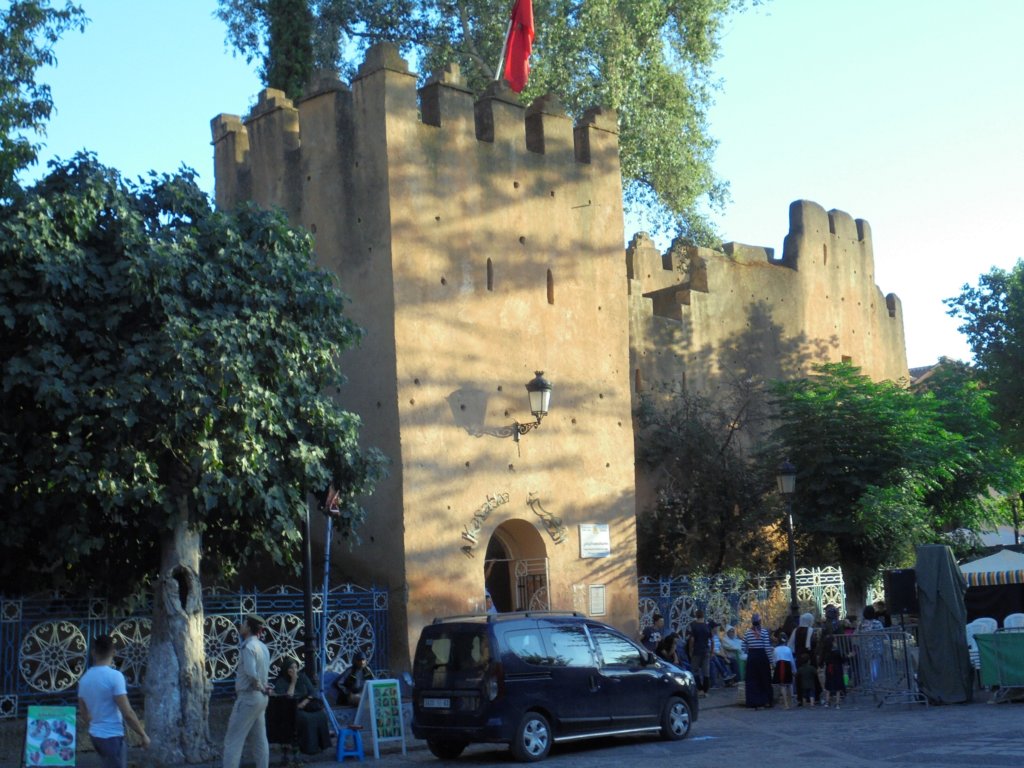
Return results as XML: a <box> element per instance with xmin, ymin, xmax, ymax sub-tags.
<box><xmin>457</xmin><ymin>0</ymin><xmax>494</xmax><ymax>79</ymax></box>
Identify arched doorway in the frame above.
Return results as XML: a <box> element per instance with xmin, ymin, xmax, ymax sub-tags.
<box><xmin>484</xmin><ymin>519</ymin><xmax>549</xmax><ymax>613</ymax></box>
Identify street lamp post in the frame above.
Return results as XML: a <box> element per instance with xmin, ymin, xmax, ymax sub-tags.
<box><xmin>776</xmin><ymin>459</ymin><xmax>798</xmax><ymax>611</ymax></box>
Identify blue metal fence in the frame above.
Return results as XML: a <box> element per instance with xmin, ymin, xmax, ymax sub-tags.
<box><xmin>638</xmin><ymin>566</ymin><xmax>847</xmax><ymax>634</ymax></box>
<box><xmin>0</xmin><ymin>584</ymin><xmax>388</xmax><ymax>719</ymax></box>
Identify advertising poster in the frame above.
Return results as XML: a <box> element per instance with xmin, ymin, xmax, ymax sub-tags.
<box><xmin>366</xmin><ymin>679</ymin><xmax>406</xmax><ymax>758</ymax></box>
<box><xmin>24</xmin><ymin>705</ymin><xmax>77</xmax><ymax>766</ymax></box>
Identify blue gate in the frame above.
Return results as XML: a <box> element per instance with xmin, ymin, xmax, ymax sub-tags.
<box><xmin>0</xmin><ymin>584</ymin><xmax>388</xmax><ymax>719</ymax></box>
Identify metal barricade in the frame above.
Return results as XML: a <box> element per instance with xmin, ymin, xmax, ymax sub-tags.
<box><xmin>832</xmin><ymin>627</ymin><xmax>927</xmax><ymax>707</ymax></box>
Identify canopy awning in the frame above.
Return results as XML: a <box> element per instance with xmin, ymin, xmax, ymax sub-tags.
<box><xmin>959</xmin><ymin>548</ymin><xmax>1024</xmax><ymax>587</ymax></box>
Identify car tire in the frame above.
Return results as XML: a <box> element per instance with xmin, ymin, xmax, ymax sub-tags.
<box><xmin>427</xmin><ymin>738</ymin><xmax>467</xmax><ymax>759</ymax></box>
<box><xmin>660</xmin><ymin>696</ymin><xmax>692</xmax><ymax>741</ymax></box>
<box><xmin>510</xmin><ymin>711</ymin><xmax>552</xmax><ymax>762</ymax></box>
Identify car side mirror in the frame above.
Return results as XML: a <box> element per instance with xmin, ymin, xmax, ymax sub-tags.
<box><xmin>643</xmin><ymin>651</ymin><xmax>657</xmax><ymax>666</ymax></box>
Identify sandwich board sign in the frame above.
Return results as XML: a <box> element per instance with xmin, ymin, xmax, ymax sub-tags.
<box><xmin>24</xmin><ymin>705</ymin><xmax>77</xmax><ymax>766</ymax></box>
<box><xmin>354</xmin><ymin>678</ymin><xmax>406</xmax><ymax>758</ymax></box>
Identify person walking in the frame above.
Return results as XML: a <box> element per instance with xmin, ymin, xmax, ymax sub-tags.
<box><xmin>77</xmin><ymin>635</ymin><xmax>150</xmax><ymax>768</ymax></box>
<box><xmin>223</xmin><ymin>614</ymin><xmax>271</xmax><ymax>768</ymax></box>
<box><xmin>742</xmin><ymin>613</ymin><xmax>775</xmax><ymax>708</ymax></box>
<box><xmin>686</xmin><ymin>610</ymin><xmax>712</xmax><ymax>696</ymax></box>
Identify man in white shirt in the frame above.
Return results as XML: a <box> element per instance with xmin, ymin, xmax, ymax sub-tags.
<box><xmin>77</xmin><ymin>635</ymin><xmax>150</xmax><ymax>768</ymax></box>
<box><xmin>223</xmin><ymin>614</ymin><xmax>271</xmax><ymax>768</ymax></box>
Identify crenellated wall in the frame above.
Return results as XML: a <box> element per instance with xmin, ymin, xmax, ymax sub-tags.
<box><xmin>213</xmin><ymin>44</ymin><xmax>640</xmax><ymax>669</ymax></box>
<box><xmin>627</xmin><ymin>198</ymin><xmax>908</xmax><ymax>409</ymax></box>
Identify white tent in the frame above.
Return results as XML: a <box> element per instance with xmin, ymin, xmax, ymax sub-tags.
<box><xmin>959</xmin><ymin>549</ymin><xmax>1024</xmax><ymax>587</ymax></box>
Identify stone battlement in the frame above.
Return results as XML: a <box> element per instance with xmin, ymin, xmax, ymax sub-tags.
<box><xmin>211</xmin><ymin>43</ymin><xmax>619</xmax><ymax>219</ymax></box>
<box><xmin>626</xmin><ymin>200</ymin><xmax>908</xmax><ymax>403</ymax></box>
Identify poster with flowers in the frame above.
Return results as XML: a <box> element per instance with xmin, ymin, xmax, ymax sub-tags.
<box><xmin>24</xmin><ymin>706</ymin><xmax>77</xmax><ymax>766</ymax></box>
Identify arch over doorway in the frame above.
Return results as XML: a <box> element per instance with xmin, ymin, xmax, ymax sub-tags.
<box><xmin>484</xmin><ymin>519</ymin><xmax>549</xmax><ymax>613</ymax></box>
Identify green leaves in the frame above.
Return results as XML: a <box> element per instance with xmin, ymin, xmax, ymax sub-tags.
<box><xmin>0</xmin><ymin>154</ymin><xmax>385</xmax><ymax>600</ymax></box>
<box><xmin>769</xmin><ymin>362</ymin><xmax>1012</xmax><ymax>592</ymax></box>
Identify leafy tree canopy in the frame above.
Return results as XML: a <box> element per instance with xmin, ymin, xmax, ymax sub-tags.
<box><xmin>635</xmin><ymin>389</ymin><xmax>780</xmax><ymax>576</ymax></box>
<box><xmin>769</xmin><ymin>362</ymin><xmax>1010</xmax><ymax>599</ymax></box>
<box><xmin>0</xmin><ymin>154</ymin><xmax>385</xmax><ymax>601</ymax></box>
<box><xmin>947</xmin><ymin>259</ymin><xmax>1024</xmax><ymax>453</ymax></box>
<box><xmin>0</xmin><ymin>0</ymin><xmax>86</xmax><ymax>199</ymax></box>
<box><xmin>216</xmin><ymin>0</ymin><xmax>752</xmax><ymax>244</ymax></box>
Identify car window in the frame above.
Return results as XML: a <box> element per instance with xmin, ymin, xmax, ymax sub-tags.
<box><xmin>415</xmin><ymin>628</ymin><xmax>490</xmax><ymax>674</ymax></box>
<box><xmin>591</xmin><ymin>628</ymin><xmax>646</xmax><ymax>667</ymax></box>
<box><xmin>540</xmin><ymin>625</ymin><xmax>595</xmax><ymax>668</ymax></box>
<box><xmin>504</xmin><ymin>628</ymin><xmax>548</xmax><ymax>666</ymax></box>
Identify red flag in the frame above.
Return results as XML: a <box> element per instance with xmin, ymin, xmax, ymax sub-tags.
<box><xmin>503</xmin><ymin>0</ymin><xmax>534</xmax><ymax>93</ymax></box>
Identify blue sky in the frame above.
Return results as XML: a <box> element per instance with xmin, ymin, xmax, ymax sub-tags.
<box><xmin>29</xmin><ymin>1</ymin><xmax>1024</xmax><ymax>368</ymax></box>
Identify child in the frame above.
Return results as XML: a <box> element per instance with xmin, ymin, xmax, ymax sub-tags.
<box><xmin>796</xmin><ymin>652</ymin><xmax>818</xmax><ymax>707</ymax></box>
<box><xmin>772</xmin><ymin>633</ymin><xmax>795</xmax><ymax>708</ymax></box>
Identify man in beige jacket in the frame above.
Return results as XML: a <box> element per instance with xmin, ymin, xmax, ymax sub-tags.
<box><xmin>223</xmin><ymin>614</ymin><xmax>271</xmax><ymax>768</ymax></box>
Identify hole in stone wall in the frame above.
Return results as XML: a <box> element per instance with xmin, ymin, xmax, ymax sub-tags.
<box><xmin>513</xmin><ymin>180</ymin><xmax>520</xmax><ymax>188</ymax></box>
<box><xmin>547</xmin><ymin>269</ymin><xmax>554</xmax><ymax>305</ymax></box>
<box><xmin>497</xmin><ymin>385</ymin><xmax>503</xmax><ymax>392</ymax></box>
<box><xmin>460</xmin><ymin>404</ymin><xmax>466</xmax><ymax>411</ymax></box>
<box><xmin>441</xmin><ymin>276</ymin><xmax>447</xmax><ymax>286</ymax></box>
<box><xmin>311</xmin><ymin>224</ymin><xmax>317</xmax><ymax>234</ymax></box>
<box><xmin>635</xmin><ymin>369</ymin><xmax>643</xmax><ymax>392</ymax></box>
<box><xmin>409</xmin><ymin>398</ymin><xmax>415</xmax><ymax>405</ymax></box>
<box><xmin>487</xmin><ymin>258</ymin><xmax>494</xmax><ymax>291</ymax></box>
<box><xmin>519</xmin><ymin>236</ymin><xmax>526</xmax><ymax>245</ymax></box>
<box><xmin>465</xmin><ymin>461</ymin><xmax>471</xmax><ymax>467</ymax></box>
<box><xmin>823</xmin><ymin>244</ymin><xmax>828</xmax><ymax>266</ymax></box>
<box><xmin>414</xmin><ymin>378</ymin><xmax>421</xmax><ymax>385</ymax></box>
<box><xmin>550</xmin><ymin>190</ymin><xmax>555</xmax><ymax>197</ymax></box>
<box><xmin>435</xmin><ymin>215</ymin><xmax>441</xmax><ymax>222</ymax></box>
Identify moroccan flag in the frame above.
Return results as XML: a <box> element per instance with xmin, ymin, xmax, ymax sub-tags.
<box><xmin>503</xmin><ymin>0</ymin><xmax>534</xmax><ymax>93</ymax></box>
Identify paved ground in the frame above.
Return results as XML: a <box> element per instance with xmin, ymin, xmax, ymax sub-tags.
<box><xmin>67</xmin><ymin>687</ymin><xmax>1024</xmax><ymax>768</ymax></box>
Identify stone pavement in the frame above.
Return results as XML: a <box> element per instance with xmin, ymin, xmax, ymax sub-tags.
<box><xmin>70</xmin><ymin>686</ymin><xmax>1024</xmax><ymax>768</ymax></box>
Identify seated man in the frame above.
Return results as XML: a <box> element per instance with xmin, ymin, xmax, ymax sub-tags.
<box><xmin>333</xmin><ymin>653</ymin><xmax>375</xmax><ymax>706</ymax></box>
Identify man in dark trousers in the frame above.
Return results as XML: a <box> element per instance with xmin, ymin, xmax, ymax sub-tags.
<box><xmin>686</xmin><ymin>610</ymin><xmax>711</xmax><ymax>696</ymax></box>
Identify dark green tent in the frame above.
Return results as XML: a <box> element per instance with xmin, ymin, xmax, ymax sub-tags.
<box><xmin>915</xmin><ymin>544</ymin><xmax>973</xmax><ymax>703</ymax></box>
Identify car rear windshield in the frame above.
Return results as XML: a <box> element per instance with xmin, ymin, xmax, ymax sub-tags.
<box><xmin>415</xmin><ymin>627</ymin><xmax>491</xmax><ymax>688</ymax></box>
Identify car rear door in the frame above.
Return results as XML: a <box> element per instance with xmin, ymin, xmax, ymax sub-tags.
<box><xmin>588</xmin><ymin>624</ymin><xmax>663</xmax><ymax>731</ymax></box>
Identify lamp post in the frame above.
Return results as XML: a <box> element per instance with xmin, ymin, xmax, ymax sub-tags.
<box><xmin>776</xmin><ymin>459</ymin><xmax>799</xmax><ymax>611</ymax></box>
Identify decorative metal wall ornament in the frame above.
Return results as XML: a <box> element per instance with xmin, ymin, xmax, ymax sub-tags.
<box><xmin>111</xmin><ymin>619</ymin><xmax>151</xmax><ymax>686</ymax></box>
<box><xmin>325</xmin><ymin>610</ymin><xmax>376</xmax><ymax>671</ymax></box>
<box><xmin>19</xmin><ymin>621</ymin><xmax>87</xmax><ymax>693</ymax></box>
<box><xmin>263</xmin><ymin>614</ymin><xmax>305</xmax><ymax>678</ymax></box>
<box><xmin>203</xmin><ymin>615</ymin><xmax>240</xmax><ymax>681</ymax></box>
<box><xmin>525</xmin><ymin>493</ymin><xmax>568</xmax><ymax>545</ymax></box>
<box><xmin>459</xmin><ymin>492</ymin><xmax>511</xmax><ymax>557</ymax></box>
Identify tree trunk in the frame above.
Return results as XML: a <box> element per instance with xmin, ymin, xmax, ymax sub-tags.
<box><xmin>144</xmin><ymin>494</ymin><xmax>215</xmax><ymax>765</ymax></box>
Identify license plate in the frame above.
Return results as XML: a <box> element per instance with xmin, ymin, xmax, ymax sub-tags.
<box><xmin>423</xmin><ymin>697</ymin><xmax>451</xmax><ymax>709</ymax></box>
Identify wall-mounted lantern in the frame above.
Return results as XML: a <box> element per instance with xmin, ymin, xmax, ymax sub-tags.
<box><xmin>512</xmin><ymin>371</ymin><xmax>552</xmax><ymax>444</ymax></box>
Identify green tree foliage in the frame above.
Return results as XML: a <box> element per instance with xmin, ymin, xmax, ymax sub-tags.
<box><xmin>635</xmin><ymin>390</ymin><xmax>779</xmax><ymax>576</ymax></box>
<box><xmin>947</xmin><ymin>260</ymin><xmax>1024</xmax><ymax>452</ymax></box>
<box><xmin>769</xmin><ymin>363</ymin><xmax>1009</xmax><ymax>602</ymax></box>
<box><xmin>216</xmin><ymin>0</ymin><xmax>750</xmax><ymax>244</ymax></box>
<box><xmin>0</xmin><ymin>155</ymin><xmax>384</xmax><ymax>599</ymax></box>
<box><xmin>265</xmin><ymin>0</ymin><xmax>315</xmax><ymax>100</ymax></box>
<box><xmin>0</xmin><ymin>0</ymin><xmax>86</xmax><ymax>198</ymax></box>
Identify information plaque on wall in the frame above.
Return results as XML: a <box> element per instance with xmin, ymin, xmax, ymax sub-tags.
<box><xmin>578</xmin><ymin>524</ymin><xmax>611</xmax><ymax>558</ymax></box>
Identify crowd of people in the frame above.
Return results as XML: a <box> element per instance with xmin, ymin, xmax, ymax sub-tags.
<box><xmin>641</xmin><ymin>600</ymin><xmax>895</xmax><ymax>711</ymax></box>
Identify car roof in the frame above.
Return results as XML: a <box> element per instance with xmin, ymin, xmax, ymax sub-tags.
<box><xmin>429</xmin><ymin>610</ymin><xmax>586</xmax><ymax>625</ymax></box>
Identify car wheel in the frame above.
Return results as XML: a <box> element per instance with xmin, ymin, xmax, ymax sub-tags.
<box><xmin>510</xmin><ymin>711</ymin><xmax>552</xmax><ymax>762</ymax></box>
<box><xmin>427</xmin><ymin>738</ymin><xmax>467</xmax><ymax>759</ymax></box>
<box><xmin>660</xmin><ymin>696</ymin><xmax>692</xmax><ymax>740</ymax></box>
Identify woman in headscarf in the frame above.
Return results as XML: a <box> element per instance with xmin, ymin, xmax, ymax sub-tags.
<box><xmin>787</xmin><ymin>611</ymin><xmax>822</xmax><ymax>703</ymax></box>
<box><xmin>819</xmin><ymin>604</ymin><xmax>846</xmax><ymax>707</ymax></box>
<box><xmin>742</xmin><ymin>613</ymin><xmax>775</xmax><ymax>708</ymax></box>
<box><xmin>272</xmin><ymin>658</ymin><xmax>331</xmax><ymax>755</ymax></box>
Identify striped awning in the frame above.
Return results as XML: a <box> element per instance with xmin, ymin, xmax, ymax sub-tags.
<box><xmin>960</xmin><ymin>548</ymin><xmax>1024</xmax><ymax>587</ymax></box>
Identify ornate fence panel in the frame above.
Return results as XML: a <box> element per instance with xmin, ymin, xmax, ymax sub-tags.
<box><xmin>638</xmin><ymin>574</ymin><xmax>781</xmax><ymax>635</ymax></box>
<box><xmin>639</xmin><ymin>566</ymin><xmax>847</xmax><ymax>634</ymax></box>
<box><xmin>0</xmin><ymin>584</ymin><xmax>388</xmax><ymax>720</ymax></box>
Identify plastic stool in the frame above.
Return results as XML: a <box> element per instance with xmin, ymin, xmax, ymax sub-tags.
<box><xmin>337</xmin><ymin>725</ymin><xmax>365</xmax><ymax>762</ymax></box>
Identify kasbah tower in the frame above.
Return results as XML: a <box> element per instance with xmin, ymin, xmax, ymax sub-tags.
<box><xmin>212</xmin><ymin>43</ymin><xmax>908</xmax><ymax>670</ymax></box>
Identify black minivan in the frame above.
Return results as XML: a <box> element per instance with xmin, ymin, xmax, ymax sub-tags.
<box><xmin>411</xmin><ymin>611</ymin><xmax>698</xmax><ymax>762</ymax></box>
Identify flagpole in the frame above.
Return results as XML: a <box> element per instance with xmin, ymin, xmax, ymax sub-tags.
<box><xmin>494</xmin><ymin>14</ymin><xmax>514</xmax><ymax>82</ymax></box>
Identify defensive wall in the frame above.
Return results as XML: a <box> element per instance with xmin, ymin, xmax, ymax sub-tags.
<box><xmin>628</xmin><ymin>200</ymin><xmax>909</xmax><ymax>405</ymax></box>
<box><xmin>213</xmin><ymin>43</ymin><xmax>640</xmax><ymax>669</ymax></box>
